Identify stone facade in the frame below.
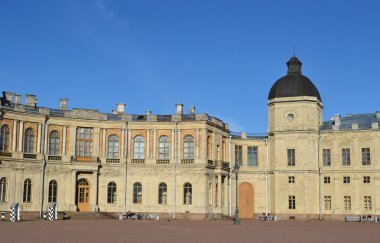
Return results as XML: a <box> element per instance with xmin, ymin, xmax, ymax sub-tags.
<box><xmin>0</xmin><ymin>57</ymin><xmax>379</xmax><ymax>220</ymax></box>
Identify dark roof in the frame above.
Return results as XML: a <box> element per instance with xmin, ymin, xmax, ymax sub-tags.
<box><xmin>321</xmin><ymin>113</ymin><xmax>380</xmax><ymax>130</ymax></box>
<box><xmin>268</xmin><ymin>56</ymin><xmax>322</xmax><ymax>101</ymax></box>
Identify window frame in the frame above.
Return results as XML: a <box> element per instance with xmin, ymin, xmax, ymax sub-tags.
<box><xmin>48</xmin><ymin>180</ymin><xmax>57</xmax><ymax>203</ymax></box>
<box><xmin>247</xmin><ymin>146</ymin><xmax>258</xmax><ymax>166</ymax></box>
<box><xmin>107</xmin><ymin>135</ymin><xmax>119</xmax><ymax>159</ymax></box>
<box><xmin>23</xmin><ymin>179</ymin><xmax>32</xmax><ymax>203</ymax></box>
<box><xmin>363</xmin><ymin>176</ymin><xmax>370</xmax><ymax>184</ymax></box>
<box><xmin>324</xmin><ymin>196</ymin><xmax>331</xmax><ymax>210</ymax></box>
<box><xmin>107</xmin><ymin>182</ymin><xmax>117</xmax><ymax>204</ymax></box>
<box><xmin>344</xmin><ymin>196</ymin><xmax>351</xmax><ymax>210</ymax></box>
<box><xmin>288</xmin><ymin>195</ymin><xmax>296</xmax><ymax>210</ymax></box>
<box><xmin>133</xmin><ymin>182</ymin><xmax>142</xmax><ymax>204</ymax></box>
<box><xmin>364</xmin><ymin>196</ymin><xmax>372</xmax><ymax>210</ymax></box>
<box><xmin>184</xmin><ymin>182</ymin><xmax>192</xmax><ymax>205</ymax></box>
<box><xmin>24</xmin><ymin>128</ymin><xmax>35</xmax><ymax>154</ymax></box>
<box><xmin>158</xmin><ymin>136</ymin><xmax>169</xmax><ymax>159</ymax></box>
<box><xmin>235</xmin><ymin>145</ymin><xmax>243</xmax><ymax>166</ymax></box>
<box><xmin>49</xmin><ymin>130</ymin><xmax>60</xmax><ymax>155</ymax></box>
<box><xmin>322</xmin><ymin>149</ymin><xmax>331</xmax><ymax>166</ymax></box>
<box><xmin>158</xmin><ymin>182</ymin><xmax>167</xmax><ymax>204</ymax></box>
<box><xmin>133</xmin><ymin>135</ymin><xmax>144</xmax><ymax>159</ymax></box>
<box><xmin>76</xmin><ymin>128</ymin><xmax>93</xmax><ymax>160</ymax></box>
<box><xmin>287</xmin><ymin>149</ymin><xmax>295</xmax><ymax>166</ymax></box>
<box><xmin>288</xmin><ymin>176</ymin><xmax>295</xmax><ymax>184</ymax></box>
<box><xmin>324</xmin><ymin>176</ymin><xmax>331</xmax><ymax>184</ymax></box>
<box><xmin>343</xmin><ymin>176</ymin><xmax>350</xmax><ymax>184</ymax></box>
<box><xmin>361</xmin><ymin>148</ymin><xmax>371</xmax><ymax>166</ymax></box>
<box><xmin>183</xmin><ymin>135</ymin><xmax>194</xmax><ymax>159</ymax></box>
<box><xmin>0</xmin><ymin>125</ymin><xmax>10</xmax><ymax>152</ymax></box>
<box><xmin>0</xmin><ymin>177</ymin><xmax>7</xmax><ymax>202</ymax></box>
<box><xmin>342</xmin><ymin>148</ymin><xmax>351</xmax><ymax>166</ymax></box>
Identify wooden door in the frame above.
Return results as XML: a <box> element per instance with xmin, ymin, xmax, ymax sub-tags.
<box><xmin>239</xmin><ymin>182</ymin><xmax>254</xmax><ymax>219</ymax></box>
<box><xmin>77</xmin><ymin>179</ymin><xmax>90</xmax><ymax>212</ymax></box>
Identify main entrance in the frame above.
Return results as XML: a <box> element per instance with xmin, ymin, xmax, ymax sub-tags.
<box><xmin>77</xmin><ymin>178</ymin><xmax>90</xmax><ymax>212</ymax></box>
<box><xmin>239</xmin><ymin>182</ymin><xmax>254</xmax><ymax>218</ymax></box>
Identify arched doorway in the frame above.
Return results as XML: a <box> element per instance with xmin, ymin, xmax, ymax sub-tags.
<box><xmin>239</xmin><ymin>182</ymin><xmax>254</xmax><ymax>219</ymax></box>
<box><xmin>77</xmin><ymin>179</ymin><xmax>90</xmax><ymax>212</ymax></box>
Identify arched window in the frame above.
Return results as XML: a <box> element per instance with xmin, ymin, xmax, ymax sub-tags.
<box><xmin>107</xmin><ymin>135</ymin><xmax>119</xmax><ymax>159</ymax></box>
<box><xmin>184</xmin><ymin>182</ymin><xmax>192</xmax><ymax>205</ymax></box>
<box><xmin>0</xmin><ymin>177</ymin><xmax>7</xmax><ymax>202</ymax></box>
<box><xmin>0</xmin><ymin>125</ymin><xmax>9</xmax><ymax>151</ymax></box>
<box><xmin>48</xmin><ymin>180</ymin><xmax>57</xmax><ymax>203</ymax></box>
<box><xmin>23</xmin><ymin>179</ymin><xmax>32</xmax><ymax>202</ymax></box>
<box><xmin>49</xmin><ymin>131</ymin><xmax>60</xmax><ymax>155</ymax></box>
<box><xmin>183</xmin><ymin>135</ymin><xmax>194</xmax><ymax>159</ymax></box>
<box><xmin>133</xmin><ymin>135</ymin><xmax>144</xmax><ymax>159</ymax></box>
<box><xmin>158</xmin><ymin>182</ymin><xmax>167</xmax><ymax>204</ymax></box>
<box><xmin>158</xmin><ymin>136</ymin><xmax>169</xmax><ymax>159</ymax></box>
<box><xmin>24</xmin><ymin>128</ymin><xmax>34</xmax><ymax>154</ymax></box>
<box><xmin>133</xmin><ymin>182</ymin><xmax>142</xmax><ymax>204</ymax></box>
<box><xmin>107</xmin><ymin>182</ymin><xmax>117</xmax><ymax>204</ymax></box>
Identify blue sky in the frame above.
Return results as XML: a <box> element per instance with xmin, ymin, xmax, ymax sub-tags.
<box><xmin>1</xmin><ymin>0</ymin><xmax>379</xmax><ymax>133</ymax></box>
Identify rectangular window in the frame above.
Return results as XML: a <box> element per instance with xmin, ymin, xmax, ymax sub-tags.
<box><xmin>342</xmin><ymin>148</ymin><xmax>351</xmax><ymax>166</ymax></box>
<box><xmin>322</xmin><ymin>149</ymin><xmax>331</xmax><ymax>166</ymax></box>
<box><xmin>235</xmin><ymin>145</ymin><xmax>243</xmax><ymax>166</ymax></box>
<box><xmin>364</xmin><ymin>196</ymin><xmax>372</xmax><ymax>210</ymax></box>
<box><xmin>324</xmin><ymin>196</ymin><xmax>331</xmax><ymax>210</ymax></box>
<box><xmin>324</xmin><ymin>176</ymin><xmax>331</xmax><ymax>184</ymax></box>
<box><xmin>343</xmin><ymin>176</ymin><xmax>350</xmax><ymax>184</ymax></box>
<box><xmin>287</xmin><ymin>149</ymin><xmax>295</xmax><ymax>166</ymax></box>
<box><xmin>363</xmin><ymin>176</ymin><xmax>370</xmax><ymax>184</ymax></box>
<box><xmin>344</xmin><ymin>196</ymin><xmax>351</xmax><ymax>210</ymax></box>
<box><xmin>288</xmin><ymin>195</ymin><xmax>296</xmax><ymax>209</ymax></box>
<box><xmin>76</xmin><ymin>128</ymin><xmax>93</xmax><ymax>160</ymax></box>
<box><xmin>288</xmin><ymin>176</ymin><xmax>295</xmax><ymax>184</ymax></box>
<box><xmin>247</xmin><ymin>146</ymin><xmax>258</xmax><ymax>166</ymax></box>
<box><xmin>362</xmin><ymin>148</ymin><xmax>371</xmax><ymax>165</ymax></box>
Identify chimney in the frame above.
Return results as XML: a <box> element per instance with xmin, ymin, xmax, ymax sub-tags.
<box><xmin>116</xmin><ymin>103</ymin><xmax>126</xmax><ymax>114</ymax></box>
<box><xmin>376</xmin><ymin>111</ymin><xmax>380</xmax><ymax>119</ymax></box>
<box><xmin>189</xmin><ymin>105</ymin><xmax>196</xmax><ymax>115</ymax></box>
<box><xmin>146</xmin><ymin>110</ymin><xmax>152</xmax><ymax>116</ymax></box>
<box><xmin>3</xmin><ymin>92</ymin><xmax>15</xmax><ymax>103</ymax></box>
<box><xmin>60</xmin><ymin>98</ymin><xmax>68</xmax><ymax>110</ymax></box>
<box><xmin>25</xmin><ymin>94</ymin><xmax>37</xmax><ymax>107</ymax></box>
<box><xmin>15</xmin><ymin>94</ymin><xmax>22</xmax><ymax>104</ymax></box>
<box><xmin>334</xmin><ymin>114</ymin><xmax>341</xmax><ymax>126</ymax></box>
<box><xmin>175</xmin><ymin>104</ymin><xmax>184</xmax><ymax>115</ymax></box>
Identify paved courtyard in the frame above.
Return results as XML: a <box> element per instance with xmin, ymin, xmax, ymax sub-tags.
<box><xmin>1</xmin><ymin>219</ymin><xmax>380</xmax><ymax>243</ymax></box>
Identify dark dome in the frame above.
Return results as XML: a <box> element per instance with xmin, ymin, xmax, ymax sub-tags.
<box><xmin>268</xmin><ymin>56</ymin><xmax>321</xmax><ymax>101</ymax></box>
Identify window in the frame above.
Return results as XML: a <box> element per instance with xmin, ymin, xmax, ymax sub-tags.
<box><xmin>24</xmin><ymin>128</ymin><xmax>34</xmax><ymax>154</ymax></box>
<box><xmin>247</xmin><ymin>146</ymin><xmax>258</xmax><ymax>166</ymax></box>
<box><xmin>344</xmin><ymin>196</ymin><xmax>351</xmax><ymax>210</ymax></box>
<box><xmin>184</xmin><ymin>182</ymin><xmax>192</xmax><ymax>205</ymax></box>
<box><xmin>0</xmin><ymin>177</ymin><xmax>7</xmax><ymax>202</ymax></box>
<box><xmin>362</xmin><ymin>148</ymin><xmax>371</xmax><ymax>165</ymax></box>
<box><xmin>342</xmin><ymin>148</ymin><xmax>350</xmax><ymax>166</ymax></box>
<box><xmin>183</xmin><ymin>135</ymin><xmax>194</xmax><ymax>159</ymax></box>
<box><xmin>322</xmin><ymin>149</ymin><xmax>331</xmax><ymax>166</ymax></box>
<box><xmin>363</xmin><ymin>176</ymin><xmax>370</xmax><ymax>184</ymax></box>
<box><xmin>76</xmin><ymin>128</ymin><xmax>93</xmax><ymax>159</ymax></box>
<box><xmin>48</xmin><ymin>180</ymin><xmax>57</xmax><ymax>203</ymax></box>
<box><xmin>133</xmin><ymin>182</ymin><xmax>142</xmax><ymax>204</ymax></box>
<box><xmin>287</xmin><ymin>149</ymin><xmax>295</xmax><ymax>166</ymax></box>
<box><xmin>158</xmin><ymin>136</ymin><xmax>169</xmax><ymax>159</ymax></box>
<box><xmin>133</xmin><ymin>135</ymin><xmax>144</xmax><ymax>159</ymax></box>
<box><xmin>324</xmin><ymin>196</ymin><xmax>331</xmax><ymax>210</ymax></box>
<box><xmin>288</xmin><ymin>195</ymin><xmax>296</xmax><ymax>209</ymax></box>
<box><xmin>23</xmin><ymin>179</ymin><xmax>32</xmax><ymax>202</ymax></box>
<box><xmin>158</xmin><ymin>183</ymin><xmax>167</xmax><ymax>204</ymax></box>
<box><xmin>0</xmin><ymin>125</ymin><xmax>9</xmax><ymax>151</ymax></box>
<box><xmin>107</xmin><ymin>135</ymin><xmax>119</xmax><ymax>159</ymax></box>
<box><xmin>288</xmin><ymin>176</ymin><xmax>295</xmax><ymax>184</ymax></box>
<box><xmin>235</xmin><ymin>145</ymin><xmax>242</xmax><ymax>166</ymax></box>
<box><xmin>49</xmin><ymin>131</ymin><xmax>60</xmax><ymax>155</ymax></box>
<box><xmin>364</xmin><ymin>196</ymin><xmax>372</xmax><ymax>210</ymax></box>
<box><xmin>324</xmin><ymin>177</ymin><xmax>331</xmax><ymax>184</ymax></box>
<box><xmin>343</xmin><ymin>176</ymin><xmax>350</xmax><ymax>184</ymax></box>
<box><xmin>107</xmin><ymin>182</ymin><xmax>117</xmax><ymax>204</ymax></box>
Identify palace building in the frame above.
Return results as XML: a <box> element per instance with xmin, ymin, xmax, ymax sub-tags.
<box><xmin>0</xmin><ymin>56</ymin><xmax>379</xmax><ymax>220</ymax></box>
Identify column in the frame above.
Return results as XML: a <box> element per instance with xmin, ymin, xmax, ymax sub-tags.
<box><xmin>71</xmin><ymin>171</ymin><xmax>77</xmax><ymax>210</ymax></box>
<box><xmin>224</xmin><ymin>176</ymin><xmax>228</xmax><ymax>210</ymax></box>
<box><xmin>202</xmin><ymin>129</ymin><xmax>207</xmax><ymax>159</ymax></box>
<box><xmin>44</xmin><ymin>123</ymin><xmax>49</xmax><ymax>153</ymax></box>
<box><xmin>146</xmin><ymin>130</ymin><xmax>150</xmax><ymax>158</ymax></box>
<box><xmin>93</xmin><ymin>128</ymin><xmax>100</xmax><ymax>158</ymax></box>
<box><xmin>18</xmin><ymin>121</ymin><xmax>24</xmax><ymax>152</ymax></box>
<box><xmin>153</xmin><ymin>129</ymin><xmax>157</xmax><ymax>158</ymax></box>
<box><xmin>121</xmin><ymin>129</ymin><xmax>125</xmax><ymax>158</ymax></box>
<box><xmin>62</xmin><ymin>127</ymin><xmax>67</xmax><ymax>155</ymax></box>
<box><xmin>12</xmin><ymin>120</ymin><xmax>17</xmax><ymax>152</ymax></box>
<box><xmin>171</xmin><ymin>130</ymin><xmax>175</xmax><ymax>158</ymax></box>
<box><xmin>127</xmin><ymin>130</ymin><xmax>132</xmax><ymax>158</ymax></box>
<box><xmin>177</xmin><ymin>130</ymin><xmax>181</xmax><ymax>159</ymax></box>
<box><xmin>102</xmin><ymin>129</ymin><xmax>106</xmax><ymax>158</ymax></box>
<box><xmin>195</xmin><ymin>129</ymin><xmax>200</xmax><ymax>158</ymax></box>
<box><xmin>217</xmin><ymin>175</ymin><xmax>222</xmax><ymax>207</ymax></box>
<box><xmin>37</xmin><ymin>123</ymin><xmax>42</xmax><ymax>153</ymax></box>
<box><xmin>68</xmin><ymin>126</ymin><xmax>77</xmax><ymax>158</ymax></box>
<box><xmin>212</xmin><ymin>131</ymin><xmax>216</xmax><ymax>161</ymax></box>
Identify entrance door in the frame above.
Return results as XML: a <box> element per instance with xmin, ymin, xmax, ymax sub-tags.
<box><xmin>239</xmin><ymin>182</ymin><xmax>254</xmax><ymax>218</ymax></box>
<box><xmin>77</xmin><ymin>179</ymin><xmax>90</xmax><ymax>212</ymax></box>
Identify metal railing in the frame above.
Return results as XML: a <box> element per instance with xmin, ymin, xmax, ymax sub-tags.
<box><xmin>106</xmin><ymin>158</ymin><xmax>120</xmax><ymax>163</ymax></box>
<box><xmin>181</xmin><ymin>159</ymin><xmax>194</xmax><ymax>164</ymax></box>
<box><xmin>131</xmin><ymin>159</ymin><xmax>145</xmax><ymax>164</ymax></box>
<box><xmin>0</xmin><ymin>151</ymin><xmax>12</xmax><ymax>157</ymax></box>
<box><xmin>23</xmin><ymin>153</ymin><xmax>36</xmax><ymax>159</ymax></box>
<box><xmin>156</xmin><ymin>159</ymin><xmax>170</xmax><ymax>164</ymax></box>
<box><xmin>48</xmin><ymin>155</ymin><xmax>62</xmax><ymax>161</ymax></box>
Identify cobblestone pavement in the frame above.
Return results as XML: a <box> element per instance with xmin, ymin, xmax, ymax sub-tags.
<box><xmin>1</xmin><ymin>219</ymin><xmax>380</xmax><ymax>243</ymax></box>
